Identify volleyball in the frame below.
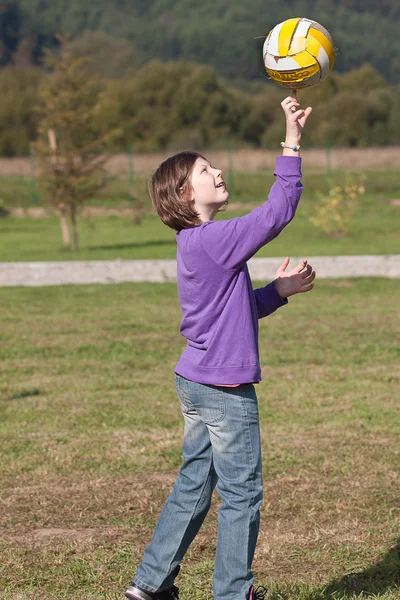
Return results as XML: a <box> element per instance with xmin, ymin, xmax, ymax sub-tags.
<box><xmin>263</xmin><ymin>18</ymin><xmax>336</xmax><ymax>89</ymax></box>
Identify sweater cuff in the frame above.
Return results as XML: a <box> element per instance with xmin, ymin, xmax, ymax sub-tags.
<box><xmin>269</xmin><ymin>280</ymin><xmax>289</xmax><ymax>308</ymax></box>
<box><xmin>275</xmin><ymin>155</ymin><xmax>302</xmax><ymax>176</ymax></box>
<box><xmin>254</xmin><ymin>281</ymin><xmax>288</xmax><ymax>319</ymax></box>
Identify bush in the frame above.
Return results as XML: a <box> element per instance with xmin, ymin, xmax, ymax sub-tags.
<box><xmin>309</xmin><ymin>176</ymin><xmax>366</xmax><ymax>237</ymax></box>
<box><xmin>0</xmin><ymin>60</ymin><xmax>396</xmax><ymax>155</ymax></box>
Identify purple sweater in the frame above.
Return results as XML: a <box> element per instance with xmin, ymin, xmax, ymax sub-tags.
<box><xmin>174</xmin><ymin>156</ymin><xmax>303</xmax><ymax>385</ymax></box>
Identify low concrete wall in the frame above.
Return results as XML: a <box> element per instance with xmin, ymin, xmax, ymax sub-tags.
<box><xmin>0</xmin><ymin>256</ymin><xmax>399</xmax><ymax>287</ymax></box>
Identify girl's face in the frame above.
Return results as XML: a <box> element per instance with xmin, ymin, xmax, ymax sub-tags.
<box><xmin>188</xmin><ymin>157</ymin><xmax>229</xmax><ymax>220</ymax></box>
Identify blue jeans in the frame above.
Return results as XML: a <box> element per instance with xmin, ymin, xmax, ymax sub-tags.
<box><xmin>133</xmin><ymin>374</ymin><xmax>263</xmax><ymax>600</ymax></box>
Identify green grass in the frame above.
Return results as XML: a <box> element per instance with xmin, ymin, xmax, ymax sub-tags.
<box><xmin>1</xmin><ymin>168</ymin><xmax>399</xmax><ymax>208</ymax></box>
<box><xmin>0</xmin><ymin>197</ymin><xmax>398</xmax><ymax>262</ymax></box>
<box><xmin>1</xmin><ymin>279</ymin><xmax>400</xmax><ymax>599</ymax></box>
<box><xmin>0</xmin><ymin>168</ymin><xmax>399</xmax><ymax>261</ymax></box>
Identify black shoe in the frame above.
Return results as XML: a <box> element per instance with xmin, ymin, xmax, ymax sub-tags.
<box><xmin>248</xmin><ymin>584</ymin><xmax>268</xmax><ymax>600</ymax></box>
<box><xmin>125</xmin><ymin>584</ymin><xmax>179</xmax><ymax>600</ymax></box>
<box><xmin>125</xmin><ymin>567</ymin><xmax>180</xmax><ymax>600</ymax></box>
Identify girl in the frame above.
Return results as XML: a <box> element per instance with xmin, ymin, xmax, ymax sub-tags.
<box><xmin>126</xmin><ymin>92</ymin><xmax>314</xmax><ymax>600</ymax></box>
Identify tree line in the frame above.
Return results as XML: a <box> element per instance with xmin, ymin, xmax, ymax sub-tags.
<box><xmin>1</xmin><ymin>0</ymin><xmax>400</xmax><ymax>83</ymax></box>
<box><xmin>0</xmin><ymin>55</ymin><xmax>398</xmax><ymax>157</ymax></box>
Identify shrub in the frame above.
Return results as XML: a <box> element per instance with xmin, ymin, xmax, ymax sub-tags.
<box><xmin>309</xmin><ymin>176</ymin><xmax>366</xmax><ymax>237</ymax></box>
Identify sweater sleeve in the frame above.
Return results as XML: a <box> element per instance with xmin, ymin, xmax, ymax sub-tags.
<box><xmin>253</xmin><ymin>281</ymin><xmax>288</xmax><ymax>319</ymax></box>
<box><xmin>200</xmin><ymin>156</ymin><xmax>302</xmax><ymax>271</ymax></box>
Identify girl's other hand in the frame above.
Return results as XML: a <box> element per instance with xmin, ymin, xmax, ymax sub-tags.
<box><xmin>274</xmin><ymin>257</ymin><xmax>316</xmax><ymax>298</ymax></box>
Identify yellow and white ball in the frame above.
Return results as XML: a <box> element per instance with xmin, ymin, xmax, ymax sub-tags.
<box><xmin>263</xmin><ymin>18</ymin><xmax>336</xmax><ymax>89</ymax></box>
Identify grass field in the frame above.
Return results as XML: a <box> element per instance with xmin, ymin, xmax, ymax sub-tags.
<box><xmin>0</xmin><ymin>168</ymin><xmax>399</xmax><ymax>261</ymax></box>
<box><xmin>1</xmin><ymin>279</ymin><xmax>399</xmax><ymax>599</ymax></box>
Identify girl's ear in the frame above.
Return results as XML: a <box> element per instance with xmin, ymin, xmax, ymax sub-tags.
<box><xmin>180</xmin><ymin>184</ymin><xmax>195</xmax><ymax>203</ymax></box>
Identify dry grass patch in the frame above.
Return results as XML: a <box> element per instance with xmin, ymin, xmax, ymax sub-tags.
<box><xmin>1</xmin><ymin>468</ymin><xmax>399</xmax><ymax>598</ymax></box>
<box><xmin>1</xmin><ymin>147</ymin><xmax>400</xmax><ymax>177</ymax></box>
<box><xmin>1</xmin><ymin>280</ymin><xmax>399</xmax><ymax>599</ymax></box>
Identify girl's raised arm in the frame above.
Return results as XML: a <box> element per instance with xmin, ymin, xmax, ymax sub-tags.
<box><xmin>200</xmin><ymin>156</ymin><xmax>302</xmax><ymax>271</ymax></box>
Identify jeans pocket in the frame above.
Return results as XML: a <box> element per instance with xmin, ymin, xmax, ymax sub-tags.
<box><xmin>231</xmin><ymin>383</ymin><xmax>258</xmax><ymax>418</ymax></box>
<box><xmin>189</xmin><ymin>383</ymin><xmax>226</xmax><ymax>425</ymax></box>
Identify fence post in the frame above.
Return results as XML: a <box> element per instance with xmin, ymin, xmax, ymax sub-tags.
<box><xmin>29</xmin><ymin>148</ymin><xmax>38</xmax><ymax>205</ymax></box>
<box><xmin>325</xmin><ymin>139</ymin><xmax>332</xmax><ymax>186</ymax></box>
<box><xmin>128</xmin><ymin>144</ymin><xmax>135</xmax><ymax>204</ymax></box>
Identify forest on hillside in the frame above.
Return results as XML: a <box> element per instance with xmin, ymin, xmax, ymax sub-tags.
<box><xmin>1</xmin><ymin>0</ymin><xmax>400</xmax><ymax>83</ymax></box>
<box><xmin>0</xmin><ymin>0</ymin><xmax>399</xmax><ymax>156</ymax></box>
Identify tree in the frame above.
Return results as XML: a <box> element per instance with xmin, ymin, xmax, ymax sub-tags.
<box><xmin>33</xmin><ymin>36</ymin><xmax>120</xmax><ymax>251</ymax></box>
<box><xmin>65</xmin><ymin>31</ymin><xmax>141</xmax><ymax>79</ymax></box>
<box><xmin>98</xmin><ymin>60</ymin><xmax>249</xmax><ymax>152</ymax></box>
<box><xmin>0</xmin><ymin>65</ymin><xmax>43</xmax><ymax>156</ymax></box>
<box><xmin>13</xmin><ymin>0</ymin><xmax>400</xmax><ymax>83</ymax></box>
<box><xmin>0</xmin><ymin>2</ymin><xmax>22</xmax><ymax>65</ymax></box>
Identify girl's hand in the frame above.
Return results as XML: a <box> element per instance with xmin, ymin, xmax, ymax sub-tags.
<box><xmin>274</xmin><ymin>257</ymin><xmax>316</xmax><ymax>298</ymax></box>
<box><xmin>281</xmin><ymin>90</ymin><xmax>312</xmax><ymax>147</ymax></box>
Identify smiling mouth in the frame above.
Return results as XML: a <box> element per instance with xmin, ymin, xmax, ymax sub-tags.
<box><xmin>216</xmin><ymin>181</ymin><xmax>226</xmax><ymax>188</ymax></box>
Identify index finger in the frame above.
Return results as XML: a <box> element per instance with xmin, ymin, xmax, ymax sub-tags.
<box><xmin>291</xmin><ymin>89</ymin><xmax>297</xmax><ymax>100</ymax></box>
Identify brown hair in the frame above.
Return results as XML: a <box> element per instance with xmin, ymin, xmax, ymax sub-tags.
<box><xmin>149</xmin><ymin>151</ymin><xmax>206</xmax><ymax>231</ymax></box>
